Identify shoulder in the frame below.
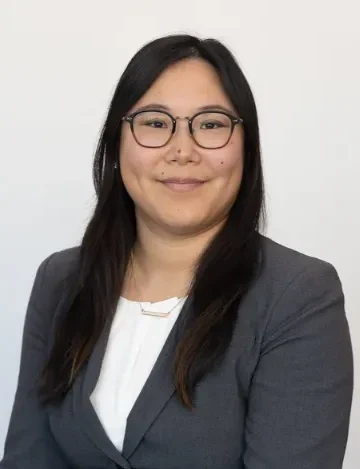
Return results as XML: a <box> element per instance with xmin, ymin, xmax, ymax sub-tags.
<box><xmin>257</xmin><ymin>234</ymin><xmax>341</xmax><ymax>291</ymax></box>
<box><xmin>250</xmin><ymin>234</ymin><xmax>344</xmax><ymax>341</ymax></box>
<box><xmin>43</xmin><ymin>245</ymin><xmax>81</xmax><ymax>280</ymax></box>
<box><xmin>258</xmin><ymin>234</ymin><xmax>339</xmax><ymax>281</ymax></box>
<box><xmin>31</xmin><ymin>246</ymin><xmax>81</xmax><ymax>314</ymax></box>
<box><xmin>17</xmin><ymin>246</ymin><xmax>82</xmax><ymax>353</ymax></box>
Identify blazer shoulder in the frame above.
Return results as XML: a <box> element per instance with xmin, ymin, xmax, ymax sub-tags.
<box><xmin>44</xmin><ymin>245</ymin><xmax>81</xmax><ymax>283</ymax></box>
<box><xmin>259</xmin><ymin>234</ymin><xmax>339</xmax><ymax>282</ymax></box>
<box><xmin>254</xmin><ymin>235</ymin><xmax>344</xmax><ymax>341</ymax></box>
<box><xmin>31</xmin><ymin>246</ymin><xmax>81</xmax><ymax>314</ymax></box>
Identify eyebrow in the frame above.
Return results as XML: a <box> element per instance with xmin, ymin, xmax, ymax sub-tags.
<box><xmin>133</xmin><ymin>103</ymin><xmax>235</xmax><ymax>114</ymax></box>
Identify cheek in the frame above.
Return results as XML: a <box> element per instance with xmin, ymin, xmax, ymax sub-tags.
<box><xmin>210</xmin><ymin>143</ymin><xmax>244</xmax><ymax>179</ymax></box>
<box><xmin>120</xmin><ymin>129</ymin><xmax>143</xmax><ymax>173</ymax></box>
<box><xmin>120</xmin><ymin>143</ymin><xmax>154</xmax><ymax>179</ymax></box>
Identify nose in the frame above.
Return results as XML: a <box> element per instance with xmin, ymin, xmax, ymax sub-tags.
<box><xmin>167</xmin><ymin>118</ymin><xmax>198</xmax><ymax>164</ymax></box>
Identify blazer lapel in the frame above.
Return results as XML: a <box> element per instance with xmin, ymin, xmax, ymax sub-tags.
<box><xmin>79</xmin><ymin>317</ymin><xmax>132</xmax><ymax>469</ymax></box>
<box><xmin>79</xmin><ymin>295</ymin><xmax>193</xmax><ymax>467</ymax></box>
<box><xmin>122</xmin><ymin>296</ymin><xmax>192</xmax><ymax>459</ymax></box>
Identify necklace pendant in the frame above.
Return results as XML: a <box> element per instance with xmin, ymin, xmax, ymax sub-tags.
<box><xmin>141</xmin><ymin>309</ymin><xmax>170</xmax><ymax>318</ymax></box>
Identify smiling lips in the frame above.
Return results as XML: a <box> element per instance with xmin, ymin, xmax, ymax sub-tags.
<box><xmin>161</xmin><ymin>178</ymin><xmax>205</xmax><ymax>192</ymax></box>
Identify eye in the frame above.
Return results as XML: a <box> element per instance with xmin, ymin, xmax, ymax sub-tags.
<box><xmin>200</xmin><ymin>121</ymin><xmax>225</xmax><ymax>130</ymax></box>
<box><xmin>145</xmin><ymin>119</ymin><xmax>168</xmax><ymax>129</ymax></box>
<box><xmin>195</xmin><ymin>112</ymin><xmax>232</xmax><ymax>130</ymax></box>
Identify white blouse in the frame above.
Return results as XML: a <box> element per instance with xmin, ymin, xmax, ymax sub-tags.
<box><xmin>90</xmin><ymin>295</ymin><xmax>186</xmax><ymax>451</ymax></box>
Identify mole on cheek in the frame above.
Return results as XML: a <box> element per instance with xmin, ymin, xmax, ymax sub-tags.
<box><xmin>220</xmin><ymin>161</ymin><xmax>224</xmax><ymax>165</ymax></box>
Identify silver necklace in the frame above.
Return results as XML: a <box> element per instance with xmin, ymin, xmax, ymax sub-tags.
<box><xmin>130</xmin><ymin>254</ymin><xmax>188</xmax><ymax>318</ymax></box>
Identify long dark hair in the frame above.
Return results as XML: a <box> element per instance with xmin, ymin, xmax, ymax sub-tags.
<box><xmin>40</xmin><ymin>34</ymin><xmax>266</xmax><ymax>409</ymax></box>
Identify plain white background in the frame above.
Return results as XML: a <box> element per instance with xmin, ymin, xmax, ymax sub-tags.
<box><xmin>0</xmin><ymin>0</ymin><xmax>359</xmax><ymax>466</ymax></box>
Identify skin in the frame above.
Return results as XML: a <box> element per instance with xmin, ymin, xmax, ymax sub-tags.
<box><xmin>119</xmin><ymin>58</ymin><xmax>245</xmax><ymax>301</ymax></box>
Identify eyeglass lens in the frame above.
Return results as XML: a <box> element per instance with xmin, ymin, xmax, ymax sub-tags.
<box><xmin>132</xmin><ymin>111</ymin><xmax>233</xmax><ymax>148</ymax></box>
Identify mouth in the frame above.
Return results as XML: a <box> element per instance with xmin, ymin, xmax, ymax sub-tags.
<box><xmin>160</xmin><ymin>178</ymin><xmax>206</xmax><ymax>192</ymax></box>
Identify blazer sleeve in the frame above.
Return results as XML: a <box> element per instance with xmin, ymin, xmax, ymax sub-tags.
<box><xmin>243</xmin><ymin>261</ymin><xmax>353</xmax><ymax>469</ymax></box>
<box><xmin>0</xmin><ymin>254</ymin><xmax>71</xmax><ymax>468</ymax></box>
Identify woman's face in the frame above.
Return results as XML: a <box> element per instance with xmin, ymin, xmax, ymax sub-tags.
<box><xmin>119</xmin><ymin>58</ymin><xmax>244</xmax><ymax>236</ymax></box>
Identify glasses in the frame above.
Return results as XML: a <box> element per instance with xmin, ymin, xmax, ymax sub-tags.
<box><xmin>121</xmin><ymin>109</ymin><xmax>243</xmax><ymax>149</ymax></box>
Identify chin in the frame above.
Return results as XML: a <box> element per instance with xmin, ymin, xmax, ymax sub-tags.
<box><xmin>161</xmin><ymin>217</ymin><xmax>206</xmax><ymax>236</ymax></box>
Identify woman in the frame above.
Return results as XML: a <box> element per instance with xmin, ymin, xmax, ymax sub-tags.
<box><xmin>1</xmin><ymin>34</ymin><xmax>353</xmax><ymax>469</ymax></box>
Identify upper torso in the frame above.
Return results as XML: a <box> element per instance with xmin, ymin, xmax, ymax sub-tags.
<box><xmin>0</xmin><ymin>234</ymin><xmax>353</xmax><ymax>469</ymax></box>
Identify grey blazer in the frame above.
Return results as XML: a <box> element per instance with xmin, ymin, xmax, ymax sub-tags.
<box><xmin>0</xmin><ymin>235</ymin><xmax>353</xmax><ymax>469</ymax></box>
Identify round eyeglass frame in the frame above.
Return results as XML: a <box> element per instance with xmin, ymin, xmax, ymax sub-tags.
<box><xmin>121</xmin><ymin>108</ymin><xmax>244</xmax><ymax>150</ymax></box>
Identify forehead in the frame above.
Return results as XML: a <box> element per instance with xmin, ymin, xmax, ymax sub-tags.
<box><xmin>131</xmin><ymin>59</ymin><xmax>236</xmax><ymax>114</ymax></box>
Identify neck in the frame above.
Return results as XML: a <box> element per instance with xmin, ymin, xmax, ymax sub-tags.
<box><xmin>128</xmin><ymin>216</ymin><xmax>224</xmax><ymax>301</ymax></box>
